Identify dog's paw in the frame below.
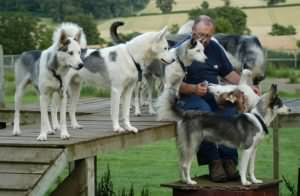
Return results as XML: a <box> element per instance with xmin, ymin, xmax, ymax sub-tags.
<box><xmin>60</xmin><ymin>131</ymin><xmax>70</xmax><ymax>140</ymax></box>
<box><xmin>72</xmin><ymin>124</ymin><xmax>83</xmax><ymax>129</ymax></box>
<box><xmin>125</xmin><ymin>125</ymin><xmax>138</xmax><ymax>133</ymax></box>
<box><xmin>134</xmin><ymin>112</ymin><xmax>141</xmax><ymax>117</ymax></box>
<box><xmin>251</xmin><ymin>178</ymin><xmax>263</xmax><ymax>184</ymax></box>
<box><xmin>47</xmin><ymin>129</ymin><xmax>56</xmax><ymax>135</ymax></box>
<box><xmin>242</xmin><ymin>180</ymin><xmax>252</xmax><ymax>186</ymax></box>
<box><xmin>52</xmin><ymin>124</ymin><xmax>60</xmax><ymax>132</ymax></box>
<box><xmin>113</xmin><ymin>126</ymin><xmax>125</xmax><ymax>133</ymax></box>
<box><xmin>12</xmin><ymin>129</ymin><xmax>21</xmax><ymax>136</ymax></box>
<box><xmin>37</xmin><ymin>133</ymin><xmax>47</xmax><ymax>141</ymax></box>
<box><xmin>186</xmin><ymin>180</ymin><xmax>197</xmax><ymax>185</ymax></box>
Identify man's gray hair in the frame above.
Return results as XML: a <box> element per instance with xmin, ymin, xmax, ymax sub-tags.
<box><xmin>192</xmin><ymin>15</ymin><xmax>215</xmax><ymax>29</ymax></box>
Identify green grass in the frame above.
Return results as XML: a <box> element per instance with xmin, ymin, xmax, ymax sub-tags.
<box><xmin>96</xmin><ymin>128</ymin><xmax>300</xmax><ymax>196</ymax></box>
<box><xmin>266</xmin><ymin>65</ymin><xmax>300</xmax><ymax>79</ymax></box>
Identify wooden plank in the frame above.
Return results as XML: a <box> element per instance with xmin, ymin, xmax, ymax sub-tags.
<box><xmin>0</xmin><ymin>191</ymin><xmax>28</xmax><ymax>196</ymax></box>
<box><xmin>51</xmin><ymin>157</ymin><xmax>96</xmax><ymax>196</ymax></box>
<box><xmin>277</xmin><ymin>113</ymin><xmax>300</xmax><ymax>128</ymax></box>
<box><xmin>29</xmin><ymin>150</ymin><xmax>69</xmax><ymax>196</ymax></box>
<box><xmin>67</xmin><ymin>123</ymin><xmax>176</xmax><ymax>161</ymax></box>
<box><xmin>0</xmin><ymin>45</ymin><xmax>4</xmax><ymax>108</ymax></box>
<box><xmin>0</xmin><ymin>163</ymin><xmax>48</xmax><ymax>174</ymax></box>
<box><xmin>272</xmin><ymin>117</ymin><xmax>280</xmax><ymax>179</ymax></box>
<box><xmin>0</xmin><ymin>147</ymin><xmax>63</xmax><ymax>163</ymax></box>
<box><xmin>0</xmin><ymin>173</ymin><xmax>40</xmax><ymax>190</ymax></box>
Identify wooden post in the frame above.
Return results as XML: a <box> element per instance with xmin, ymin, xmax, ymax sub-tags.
<box><xmin>51</xmin><ymin>157</ymin><xmax>96</xmax><ymax>196</ymax></box>
<box><xmin>0</xmin><ymin>45</ymin><xmax>4</xmax><ymax>108</ymax></box>
<box><xmin>272</xmin><ymin>117</ymin><xmax>280</xmax><ymax>179</ymax></box>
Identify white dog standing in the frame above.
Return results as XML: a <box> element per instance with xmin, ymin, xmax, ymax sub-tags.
<box><xmin>13</xmin><ymin>23</ymin><xmax>85</xmax><ymax>140</ymax></box>
<box><xmin>67</xmin><ymin>26</ymin><xmax>174</xmax><ymax>133</ymax></box>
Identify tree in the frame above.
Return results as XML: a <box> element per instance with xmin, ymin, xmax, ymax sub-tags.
<box><xmin>155</xmin><ymin>0</ymin><xmax>176</xmax><ymax>13</ymax></box>
<box><xmin>188</xmin><ymin>6</ymin><xmax>247</xmax><ymax>34</ymax></box>
<box><xmin>64</xmin><ymin>14</ymin><xmax>103</xmax><ymax>45</ymax></box>
<box><xmin>0</xmin><ymin>12</ymin><xmax>47</xmax><ymax>54</ymax></box>
<box><xmin>269</xmin><ymin>23</ymin><xmax>296</xmax><ymax>36</ymax></box>
<box><xmin>215</xmin><ymin>17</ymin><xmax>234</xmax><ymax>33</ymax></box>
<box><xmin>201</xmin><ymin>1</ymin><xmax>209</xmax><ymax>9</ymax></box>
<box><xmin>264</xmin><ymin>0</ymin><xmax>285</xmax><ymax>6</ymax></box>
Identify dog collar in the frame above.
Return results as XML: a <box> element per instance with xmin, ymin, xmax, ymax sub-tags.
<box><xmin>48</xmin><ymin>67</ymin><xmax>63</xmax><ymax>89</ymax></box>
<box><xmin>127</xmin><ymin>50</ymin><xmax>143</xmax><ymax>82</ymax></box>
<box><xmin>177</xmin><ymin>56</ymin><xmax>187</xmax><ymax>76</ymax></box>
<box><xmin>253</xmin><ymin>113</ymin><xmax>268</xmax><ymax>134</ymax></box>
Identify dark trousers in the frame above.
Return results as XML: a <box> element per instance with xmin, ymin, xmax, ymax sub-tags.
<box><xmin>179</xmin><ymin>94</ymin><xmax>238</xmax><ymax>165</ymax></box>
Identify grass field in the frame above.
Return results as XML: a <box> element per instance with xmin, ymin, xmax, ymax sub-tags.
<box><xmin>139</xmin><ymin>0</ymin><xmax>300</xmax><ymax>14</ymax></box>
<box><xmin>97</xmin><ymin>3</ymin><xmax>300</xmax><ymax>40</ymax></box>
<box><xmin>97</xmin><ymin>128</ymin><xmax>300</xmax><ymax>196</ymax></box>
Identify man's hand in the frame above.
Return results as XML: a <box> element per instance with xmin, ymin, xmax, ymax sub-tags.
<box><xmin>194</xmin><ymin>83</ymin><xmax>208</xmax><ymax>96</ymax></box>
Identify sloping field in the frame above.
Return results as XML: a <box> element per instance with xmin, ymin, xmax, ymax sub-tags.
<box><xmin>97</xmin><ymin>5</ymin><xmax>300</xmax><ymax>41</ymax></box>
<box><xmin>139</xmin><ymin>0</ymin><xmax>300</xmax><ymax>14</ymax></box>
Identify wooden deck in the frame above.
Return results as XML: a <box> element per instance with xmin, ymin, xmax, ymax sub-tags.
<box><xmin>0</xmin><ymin>98</ymin><xmax>176</xmax><ymax>196</ymax></box>
<box><xmin>0</xmin><ymin>98</ymin><xmax>299</xmax><ymax>196</ymax></box>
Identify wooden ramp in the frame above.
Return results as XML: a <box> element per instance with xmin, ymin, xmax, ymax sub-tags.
<box><xmin>0</xmin><ymin>98</ymin><xmax>176</xmax><ymax>196</ymax></box>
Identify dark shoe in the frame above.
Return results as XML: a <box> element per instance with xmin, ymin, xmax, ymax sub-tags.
<box><xmin>223</xmin><ymin>159</ymin><xmax>240</xmax><ymax>181</ymax></box>
<box><xmin>209</xmin><ymin>160</ymin><xmax>228</xmax><ymax>182</ymax></box>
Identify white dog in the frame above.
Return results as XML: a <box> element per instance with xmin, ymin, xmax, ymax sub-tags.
<box><xmin>13</xmin><ymin>23</ymin><xmax>86</xmax><ymax>140</ymax></box>
<box><xmin>66</xmin><ymin>26</ymin><xmax>174</xmax><ymax>133</ymax></box>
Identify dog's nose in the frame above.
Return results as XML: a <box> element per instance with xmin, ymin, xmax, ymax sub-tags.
<box><xmin>77</xmin><ymin>63</ymin><xmax>84</xmax><ymax>70</ymax></box>
<box><xmin>288</xmin><ymin>108</ymin><xmax>292</xmax><ymax>112</ymax></box>
<box><xmin>253</xmin><ymin>75</ymin><xmax>265</xmax><ymax>85</ymax></box>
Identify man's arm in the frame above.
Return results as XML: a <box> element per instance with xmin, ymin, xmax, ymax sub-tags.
<box><xmin>179</xmin><ymin>82</ymin><xmax>208</xmax><ymax>96</ymax></box>
<box><xmin>224</xmin><ymin>71</ymin><xmax>240</xmax><ymax>85</ymax></box>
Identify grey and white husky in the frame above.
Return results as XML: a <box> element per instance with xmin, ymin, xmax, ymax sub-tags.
<box><xmin>13</xmin><ymin>23</ymin><xmax>86</xmax><ymax>140</ymax></box>
<box><xmin>157</xmin><ymin>84</ymin><xmax>290</xmax><ymax>185</ymax></box>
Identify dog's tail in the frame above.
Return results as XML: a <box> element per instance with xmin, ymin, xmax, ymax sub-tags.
<box><xmin>110</xmin><ymin>21</ymin><xmax>125</xmax><ymax>45</ymax></box>
<box><xmin>157</xmin><ymin>88</ymin><xmax>186</xmax><ymax>121</ymax></box>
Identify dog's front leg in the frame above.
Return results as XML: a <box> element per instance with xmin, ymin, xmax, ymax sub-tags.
<box><xmin>122</xmin><ymin>84</ymin><xmax>138</xmax><ymax>133</ymax></box>
<box><xmin>134</xmin><ymin>82</ymin><xmax>142</xmax><ymax>116</ymax></box>
<box><xmin>68</xmin><ymin>77</ymin><xmax>83</xmax><ymax>129</ymax></box>
<box><xmin>111</xmin><ymin>87</ymin><xmax>124</xmax><ymax>132</ymax></box>
<box><xmin>37</xmin><ymin>93</ymin><xmax>51</xmax><ymax>141</ymax></box>
<box><xmin>249</xmin><ymin>148</ymin><xmax>263</xmax><ymax>183</ymax></box>
<box><xmin>60</xmin><ymin>91</ymin><xmax>70</xmax><ymax>139</ymax></box>
<box><xmin>50</xmin><ymin>92</ymin><xmax>61</xmax><ymax>133</ymax></box>
<box><xmin>146</xmin><ymin>76</ymin><xmax>156</xmax><ymax>115</ymax></box>
<box><xmin>239</xmin><ymin>148</ymin><xmax>254</xmax><ymax>185</ymax></box>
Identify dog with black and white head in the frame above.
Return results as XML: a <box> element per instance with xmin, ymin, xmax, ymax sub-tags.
<box><xmin>157</xmin><ymin>83</ymin><xmax>290</xmax><ymax>185</ymax></box>
<box><xmin>13</xmin><ymin>23</ymin><xmax>86</xmax><ymax>140</ymax></box>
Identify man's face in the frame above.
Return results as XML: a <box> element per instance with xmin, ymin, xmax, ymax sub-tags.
<box><xmin>192</xmin><ymin>22</ymin><xmax>214</xmax><ymax>47</ymax></box>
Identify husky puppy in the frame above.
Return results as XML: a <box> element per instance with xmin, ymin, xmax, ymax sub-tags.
<box><xmin>13</xmin><ymin>23</ymin><xmax>85</xmax><ymax>140</ymax></box>
<box><xmin>157</xmin><ymin>84</ymin><xmax>290</xmax><ymax>185</ymax></box>
<box><xmin>68</xmin><ymin>26</ymin><xmax>174</xmax><ymax>133</ymax></box>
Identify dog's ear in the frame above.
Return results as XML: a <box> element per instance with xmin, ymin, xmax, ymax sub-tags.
<box><xmin>156</xmin><ymin>26</ymin><xmax>168</xmax><ymax>41</ymax></box>
<box><xmin>189</xmin><ymin>38</ymin><xmax>197</xmax><ymax>49</ymax></box>
<box><xmin>270</xmin><ymin>84</ymin><xmax>278</xmax><ymax>98</ymax></box>
<box><xmin>59</xmin><ymin>30</ymin><xmax>70</xmax><ymax>51</ymax></box>
<box><xmin>74</xmin><ymin>28</ymin><xmax>82</xmax><ymax>44</ymax></box>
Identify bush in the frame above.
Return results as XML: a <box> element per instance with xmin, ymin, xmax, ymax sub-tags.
<box><xmin>269</xmin><ymin>23</ymin><xmax>297</xmax><ymax>36</ymax></box>
<box><xmin>0</xmin><ymin>12</ymin><xmax>51</xmax><ymax>54</ymax></box>
<box><xmin>297</xmin><ymin>40</ymin><xmax>300</xmax><ymax>48</ymax></box>
<box><xmin>188</xmin><ymin>6</ymin><xmax>247</xmax><ymax>34</ymax></box>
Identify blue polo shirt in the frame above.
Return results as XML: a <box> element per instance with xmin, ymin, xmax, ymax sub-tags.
<box><xmin>183</xmin><ymin>39</ymin><xmax>233</xmax><ymax>84</ymax></box>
